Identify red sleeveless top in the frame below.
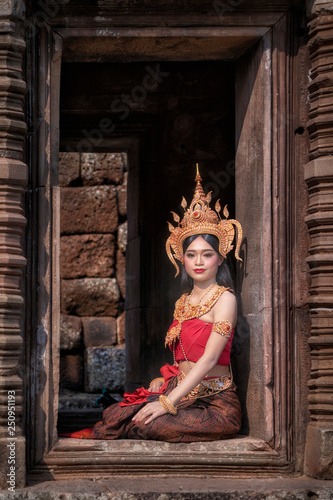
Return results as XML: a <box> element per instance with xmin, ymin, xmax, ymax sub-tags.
<box><xmin>168</xmin><ymin>318</ymin><xmax>234</xmax><ymax>366</ymax></box>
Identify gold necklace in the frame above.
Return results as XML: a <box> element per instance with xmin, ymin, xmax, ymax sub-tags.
<box><xmin>186</xmin><ymin>282</ymin><xmax>217</xmax><ymax>307</ymax></box>
<box><xmin>165</xmin><ymin>285</ymin><xmax>229</xmax><ymax>347</ymax></box>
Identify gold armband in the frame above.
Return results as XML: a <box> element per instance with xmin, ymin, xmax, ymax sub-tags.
<box><xmin>159</xmin><ymin>395</ymin><xmax>177</xmax><ymax>415</ymax></box>
<box><xmin>212</xmin><ymin>320</ymin><xmax>233</xmax><ymax>338</ymax></box>
<box><xmin>149</xmin><ymin>377</ymin><xmax>165</xmax><ymax>388</ymax></box>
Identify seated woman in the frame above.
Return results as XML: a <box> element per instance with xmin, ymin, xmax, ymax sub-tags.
<box><xmin>64</xmin><ymin>165</ymin><xmax>243</xmax><ymax>442</ymax></box>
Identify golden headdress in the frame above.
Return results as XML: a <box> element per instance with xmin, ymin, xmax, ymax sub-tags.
<box><xmin>166</xmin><ymin>164</ymin><xmax>243</xmax><ymax>276</ymax></box>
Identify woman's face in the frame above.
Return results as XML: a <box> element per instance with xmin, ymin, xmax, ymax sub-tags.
<box><xmin>183</xmin><ymin>236</ymin><xmax>223</xmax><ymax>283</ymax></box>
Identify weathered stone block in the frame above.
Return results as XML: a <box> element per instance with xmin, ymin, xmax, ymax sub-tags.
<box><xmin>60</xmin><ymin>186</ymin><xmax>118</xmax><ymax>234</ymax></box>
<box><xmin>82</xmin><ymin>316</ymin><xmax>117</xmax><ymax>347</ymax></box>
<box><xmin>60</xmin><ymin>314</ymin><xmax>82</xmax><ymax>350</ymax></box>
<box><xmin>81</xmin><ymin>152</ymin><xmax>124</xmax><ymax>185</ymax></box>
<box><xmin>305</xmin><ymin>423</ymin><xmax>333</xmax><ymax>479</ymax></box>
<box><xmin>60</xmin><ymin>353</ymin><xmax>84</xmax><ymax>390</ymax></box>
<box><xmin>62</xmin><ymin>278</ymin><xmax>120</xmax><ymax>316</ymax></box>
<box><xmin>117</xmin><ymin>221</ymin><xmax>127</xmax><ymax>252</ymax></box>
<box><xmin>117</xmin><ymin>311</ymin><xmax>126</xmax><ymax>345</ymax></box>
<box><xmin>116</xmin><ymin>171</ymin><xmax>127</xmax><ymax>216</ymax></box>
<box><xmin>59</xmin><ymin>152</ymin><xmax>80</xmax><ymax>187</ymax></box>
<box><xmin>116</xmin><ymin>249</ymin><xmax>126</xmax><ymax>299</ymax></box>
<box><xmin>85</xmin><ymin>347</ymin><xmax>126</xmax><ymax>392</ymax></box>
<box><xmin>61</xmin><ymin>234</ymin><xmax>115</xmax><ymax>278</ymax></box>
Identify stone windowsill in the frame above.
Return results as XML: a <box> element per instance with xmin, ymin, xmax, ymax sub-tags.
<box><xmin>34</xmin><ymin>435</ymin><xmax>283</xmax><ymax>480</ymax></box>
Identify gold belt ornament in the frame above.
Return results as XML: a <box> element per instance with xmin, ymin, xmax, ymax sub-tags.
<box><xmin>177</xmin><ymin>371</ymin><xmax>233</xmax><ymax>402</ymax></box>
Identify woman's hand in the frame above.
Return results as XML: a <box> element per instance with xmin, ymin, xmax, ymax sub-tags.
<box><xmin>148</xmin><ymin>380</ymin><xmax>164</xmax><ymax>392</ymax></box>
<box><xmin>132</xmin><ymin>401</ymin><xmax>167</xmax><ymax>425</ymax></box>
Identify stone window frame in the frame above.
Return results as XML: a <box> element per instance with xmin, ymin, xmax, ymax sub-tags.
<box><xmin>26</xmin><ymin>14</ymin><xmax>308</xmax><ymax>480</ymax></box>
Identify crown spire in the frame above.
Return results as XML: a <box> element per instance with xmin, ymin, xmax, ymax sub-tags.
<box><xmin>195</xmin><ymin>162</ymin><xmax>201</xmax><ymax>182</ymax></box>
<box><xmin>193</xmin><ymin>163</ymin><xmax>207</xmax><ymax>203</ymax></box>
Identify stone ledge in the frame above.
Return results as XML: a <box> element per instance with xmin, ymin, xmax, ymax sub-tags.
<box><xmin>33</xmin><ymin>435</ymin><xmax>284</xmax><ymax>479</ymax></box>
<box><xmin>52</xmin><ymin>435</ymin><xmax>275</xmax><ymax>455</ymax></box>
<box><xmin>4</xmin><ymin>476</ymin><xmax>333</xmax><ymax>499</ymax></box>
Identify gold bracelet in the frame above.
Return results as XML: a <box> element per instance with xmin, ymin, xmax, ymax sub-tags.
<box><xmin>212</xmin><ymin>320</ymin><xmax>233</xmax><ymax>338</ymax></box>
<box><xmin>159</xmin><ymin>395</ymin><xmax>177</xmax><ymax>415</ymax></box>
<box><xmin>149</xmin><ymin>377</ymin><xmax>165</xmax><ymax>388</ymax></box>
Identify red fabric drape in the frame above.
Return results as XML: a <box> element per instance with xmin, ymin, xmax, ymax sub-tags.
<box><xmin>119</xmin><ymin>363</ymin><xmax>179</xmax><ymax>406</ymax></box>
<box><xmin>169</xmin><ymin>318</ymin><xmax>234</xmax><ymax>365</ymax></box>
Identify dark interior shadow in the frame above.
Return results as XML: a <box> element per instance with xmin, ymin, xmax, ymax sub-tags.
<box><xmin>232</xmin><ymin>236</ymin><xmax>250</xmax><ymax>435</ymax></box>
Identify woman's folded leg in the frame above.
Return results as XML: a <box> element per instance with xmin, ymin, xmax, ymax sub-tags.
<box><xmin>88</xmin><ymin>386</ymin><xmax>241</xmax><ymax>442</ymax></box>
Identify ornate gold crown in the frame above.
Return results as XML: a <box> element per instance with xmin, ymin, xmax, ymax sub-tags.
<box><xmin>166</xmin><ymin>164</ymin><xmax>243</xmax><ymax>276</ymax></box>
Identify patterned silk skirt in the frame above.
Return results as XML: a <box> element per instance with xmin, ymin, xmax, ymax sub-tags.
<box><xmin>87</xmin><ymin>371</ymin><xmax>241</xmax><ymax>443</ymax></box>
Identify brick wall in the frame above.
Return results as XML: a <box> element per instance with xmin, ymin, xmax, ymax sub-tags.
<box><xmin>59</xmin><ymin>152</ymin><xmax>127</xmax><ymax>393</ymax></box>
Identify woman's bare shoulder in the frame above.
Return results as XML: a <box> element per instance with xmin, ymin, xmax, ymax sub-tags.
<box><xmin>212</xmin><ymin>288</ymin><xmax>237</xmax><ymax>323</ymax></box>
<box><xmin>220</xmin><ymin>287</ymin><xmax>236</xmax><ymax>300</ymax></box>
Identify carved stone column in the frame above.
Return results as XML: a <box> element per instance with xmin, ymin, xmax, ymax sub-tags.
<box><xmin>304</xmin><ymin>0</ymin><xmax>333</xmax><ymax>479</ymax></box>
<box><xmin>0</xmin><ymin>0</ymin><xmax>27</xmax><ymax>490</ymax></box>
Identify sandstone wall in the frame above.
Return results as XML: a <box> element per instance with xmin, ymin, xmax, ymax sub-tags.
<box><xmin>59</xmin><ymin>152</ymin><xmax>127</xmax><ymax>393</ymax></box>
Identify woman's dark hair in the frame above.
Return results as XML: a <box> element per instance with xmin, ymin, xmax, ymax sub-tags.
<box><xmin>180</xmin><ymin>234</ymin><xmax>235</xmax><ymax>293</ymax></box>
